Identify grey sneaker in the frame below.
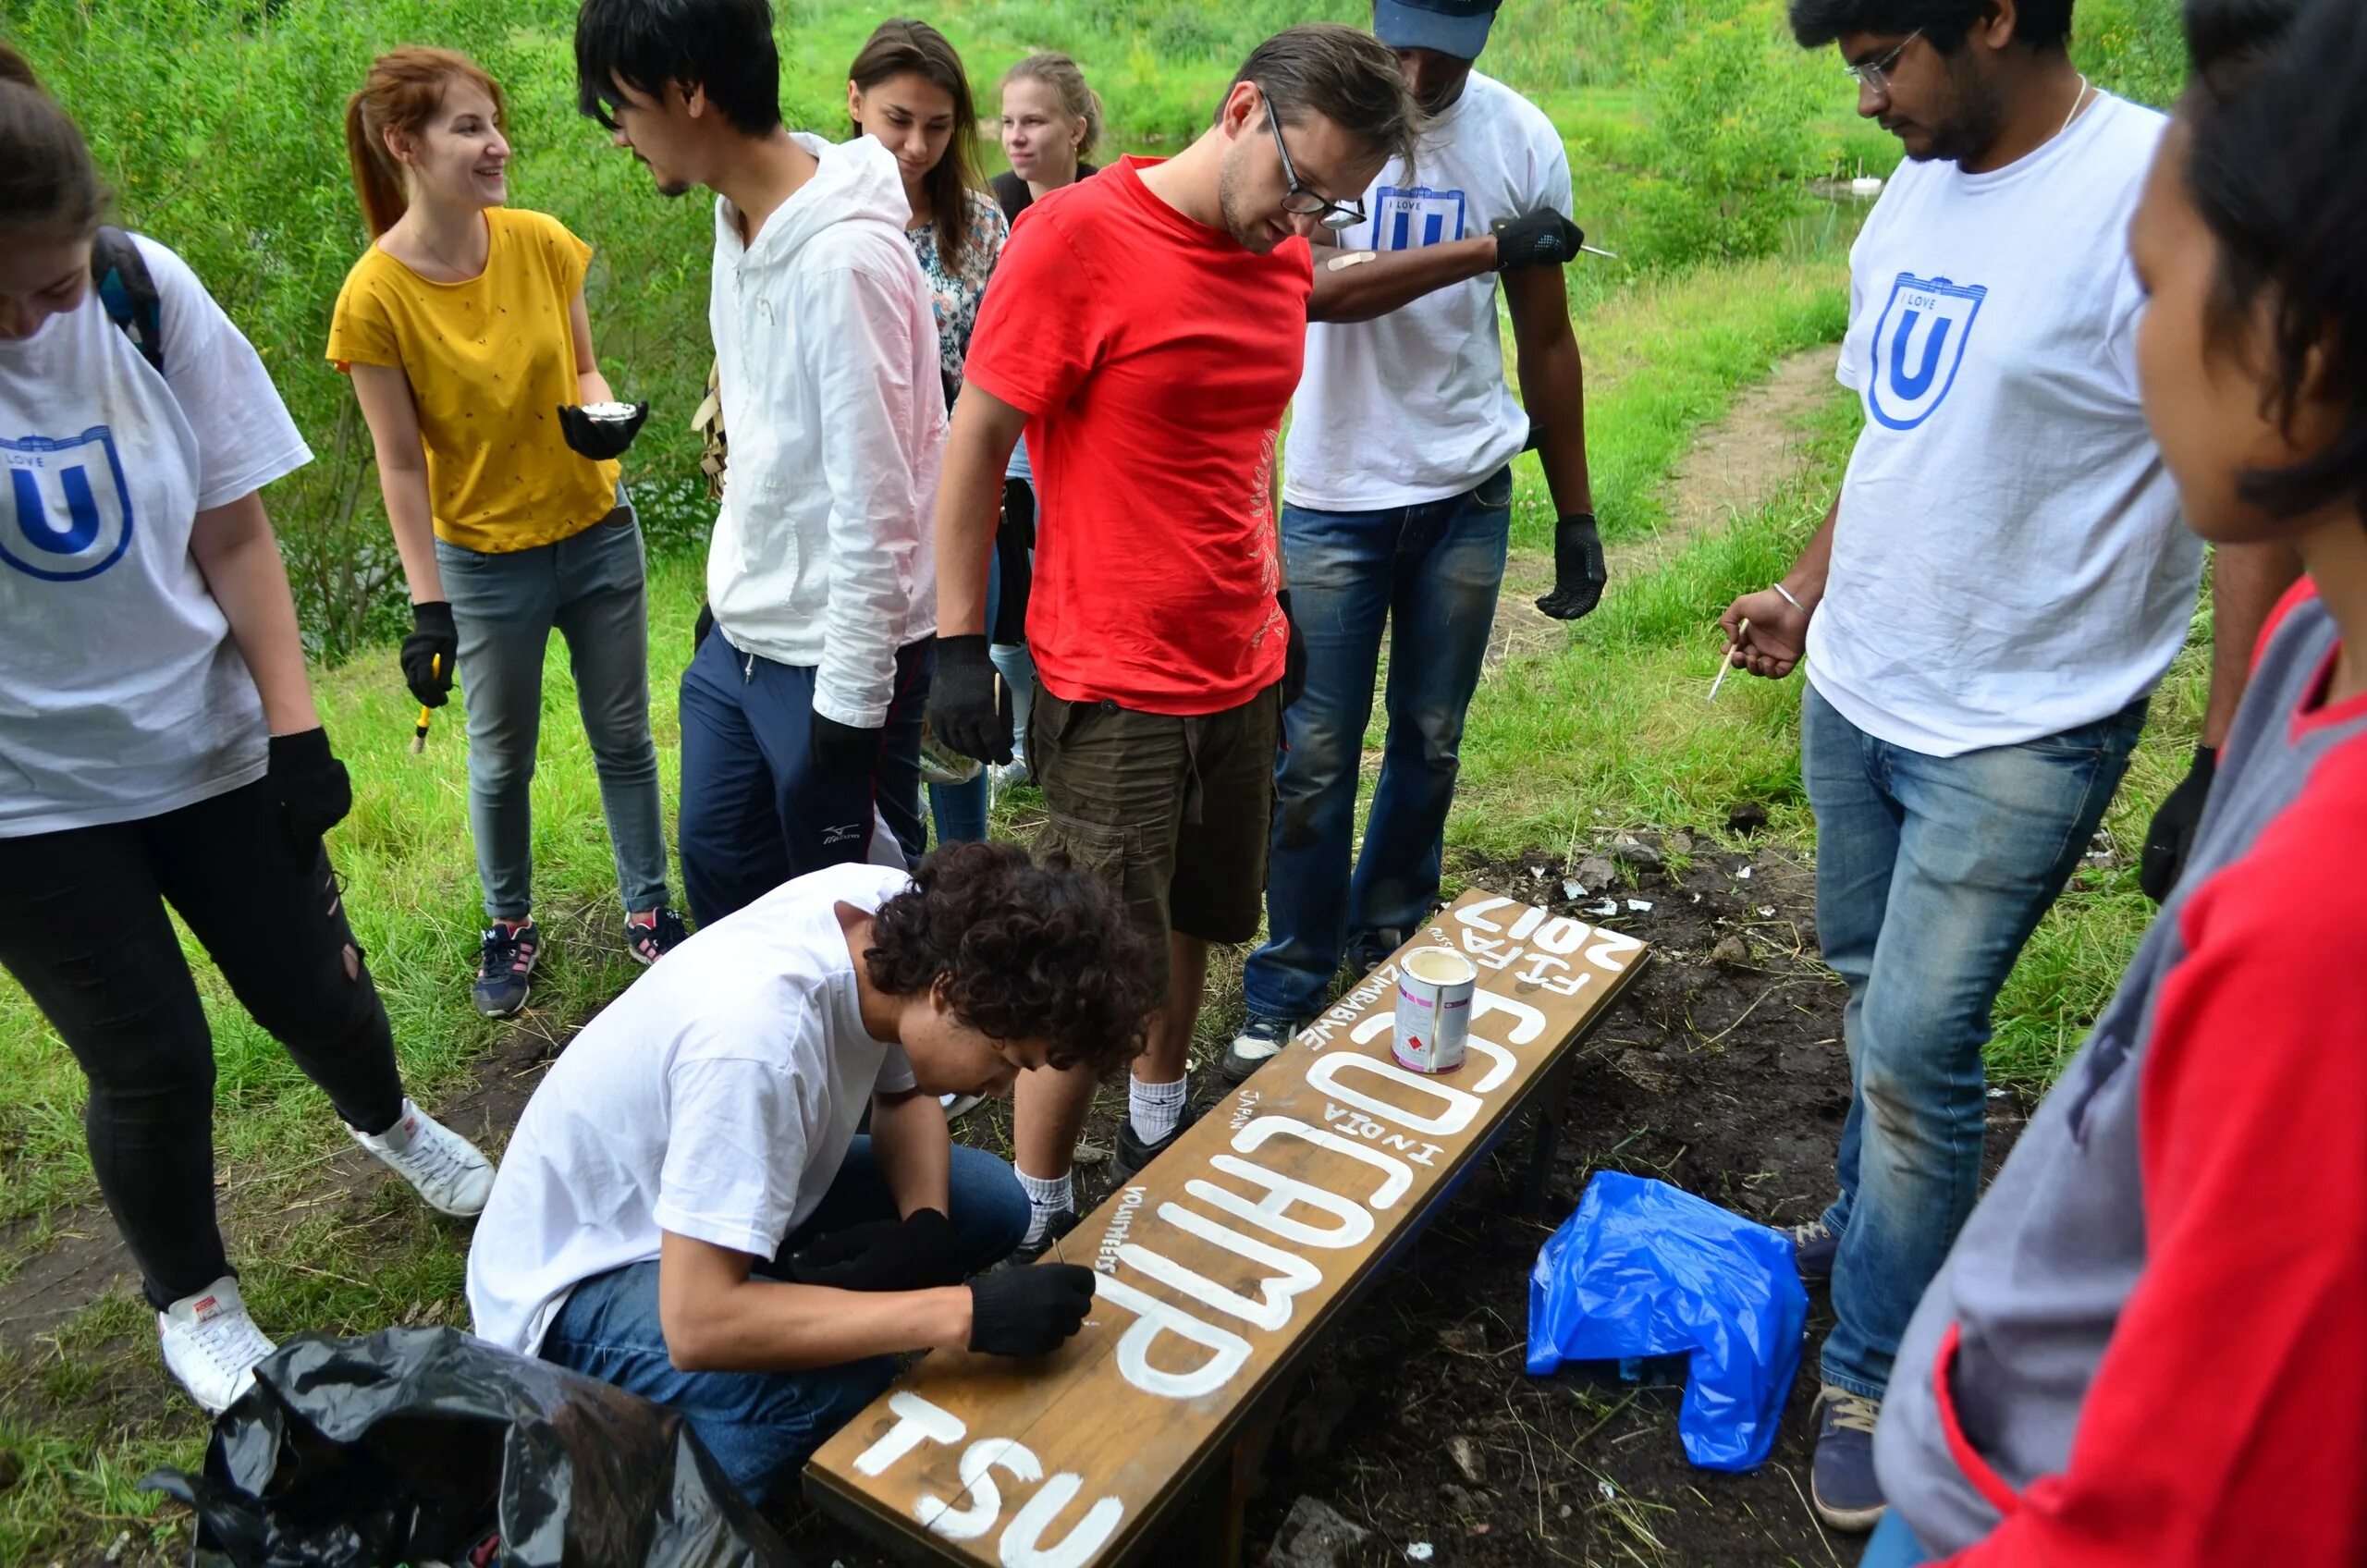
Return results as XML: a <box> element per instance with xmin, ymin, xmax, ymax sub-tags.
<box><xmin>1810</xmin><ymin>1386</ymin><xmax>1886</xmax><ymax>1531</ymax></box>
<box><xmin>1790</xmin><ymin>1217</ymin><xmax>1838</xmax><ymax>1284</ymax></box>
<box><xmin>472</xmin><ymin>920</ymin><xmax>539</xmax><ymax>1018</ymax></box>
<box><xmin>1220</xmin><ymin>1014</ymin><xmax>1299</xmax><ymax>1084</ymax></box>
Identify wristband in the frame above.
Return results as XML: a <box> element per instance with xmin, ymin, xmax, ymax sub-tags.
<box><xmin>1772</xmin><ymin>582</ymin><xmax>1809</xmax><ymax>615</ymax></box>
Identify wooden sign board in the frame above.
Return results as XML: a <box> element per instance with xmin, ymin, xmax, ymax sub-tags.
<box><xmin>806</xmin><ymin>889</ymin><xmax>1647</xmax><ymax>1567</ymax></box>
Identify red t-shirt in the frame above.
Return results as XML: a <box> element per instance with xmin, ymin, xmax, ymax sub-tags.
<box><xmin>963</xmin><ymin>157</ymin><xmax>1311</xmax><ymax>716</ymax></box>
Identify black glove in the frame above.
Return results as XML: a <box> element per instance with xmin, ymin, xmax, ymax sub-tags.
<box><xmin>1535</xmin><ymin>511</ymin><xmax>1607</xmax><ymax>621</ymax></box>
<box><xmin>693</xmin><ymin>600</ymin><xmax>715</xmax><ymax>656</ymax></box>
<box><xmin>785</xmin><ymin>1208</ymin><xmax>963</xmax><ymax>1292</ymax></box>
<box><xmin>968</xmin><ymin>1263</ymin><xmax>1096</xmax><ymax>1357</ymax></box>
<box><xmin>1492</xmin><ymin>210</ymin><xmax>1588</xmax><ymax>272</ymax></box>
<box><xmin>268</xmin><ymin>728</ymin><xmax>352</xmax><ymax>850</ymax></box>
<box><xmin>2140</xmin><ymin>746</ymin><xmax>2216</xmax><ymax>903</ymax></box>
<box><xmin>928</xmin><ymin>633</ymin><xmax>1014</xmax><ymax>766</ymax></box>
<box><xmin>812</xmin><ymin>708</ymin><xmax>885</xmax><ymax>776</ymax></box>
<box><xmin>400</xmin><ymin>601</ymin><xmax>458</xmax><ymax>708</ymax></box>
<box><xmin>556</xmin><ymin>401</ymin><xmax>650</xmax><ymax>460</ymax></box>
<box><xmin>1277</xmin><ymin>589</ymin><xmax>1307</xmax><ymax>709</ymax></box>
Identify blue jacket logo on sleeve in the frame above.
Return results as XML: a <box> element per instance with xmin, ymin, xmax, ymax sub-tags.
<box><xmin>1371</xmin><ymin>185</ymin><xmax>1468</xmax><ymax>251</ymax></box>
<box><xmin>1867</xmin><ymin>273</ymin><xmax>1988</xmax><ymax>431</ymax></box>
<box><xmin>1</xmin><ymin>427</ymin><xmax>136</xmax><ymax>582</ymax></box>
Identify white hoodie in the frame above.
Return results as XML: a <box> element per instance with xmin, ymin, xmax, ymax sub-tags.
<box><xmin>708</xmin><ymin>133</ymin><xmax>942</xmax><ymax>728</ymax></box>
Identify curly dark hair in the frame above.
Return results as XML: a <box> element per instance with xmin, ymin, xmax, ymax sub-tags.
<box><xmin>865</xmin><ymin>840</ymin><xmax>1154</xmax><ymax>1074</ymax></box>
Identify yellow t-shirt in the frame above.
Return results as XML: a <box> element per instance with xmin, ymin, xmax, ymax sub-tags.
<box><xmin>326</xmin><ymin>208</ymin><xmax>620</xmax><ymax>554</ymax></box>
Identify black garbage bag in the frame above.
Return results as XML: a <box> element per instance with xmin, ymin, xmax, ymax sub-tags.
<box><xmin>139</xmin><ymin>1327</ymin><xmax>800</xmax><ymax>1568</ymax></box>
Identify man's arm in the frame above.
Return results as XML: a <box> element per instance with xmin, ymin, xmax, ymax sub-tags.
<box><xmin>1306</xmin><ymin>232</ymin><xmax>1498</xmax><ymax>324</ymax></box>
<box><xmin>868</xmin><ymin>1084</ymin><xmax>952</xmax><ymax>1219</ymax></box>
<box><xmin>2198</xmin><ymin>541</ymin><xmax>2303</xmax><ymax>748</ymax></box>
<box><xmin>1503</xmin><ymin>265</ymin><xmax>1592</xmax><ymax>517</ymax></box>
<box><xmin>658</xmin><ymin>1230</ymin><xmax>969</xmax><ymax>1372</ymax></box>
<box><xmin>2138</xmin><ymin>542</ymin><xmax>2304</xmax><ymax>900</ymax></box>
<box><xmin>936</xmin><ymin>384</ymin><xmax>1029</xmax><ymax>639</ymax></box>
<box><xmin>1719</xmin><ymin>495</ymin><xmax>1838</xmax><ymax>680</ymax></box>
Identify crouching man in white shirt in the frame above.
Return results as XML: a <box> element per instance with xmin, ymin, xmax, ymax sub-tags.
<box><xmin>466</xmin><ymin>843</ymin><xmax>1151</xmax><ymax>1501</ymax></box>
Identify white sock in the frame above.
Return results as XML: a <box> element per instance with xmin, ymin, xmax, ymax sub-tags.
<box><xmin>1017</xmin><ymin>1168</ymin><xmax>1073</xmax><ymax>1245</ymax></box>
<box><xmin>1129</xmin><ymin>1076</ymin><xmax>1188</xmax><ymax>1145</ymax></box>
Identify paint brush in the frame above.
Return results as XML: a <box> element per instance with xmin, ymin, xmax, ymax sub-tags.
<box><xmin>411</xmin><ymin>655</ymin><xmax>444</xmax><ymax>754</ymax></box>
<box><xmin>1709</xmin><ymin>619</ymin><xmax>1748</xmax><ymax>703</ymax></box>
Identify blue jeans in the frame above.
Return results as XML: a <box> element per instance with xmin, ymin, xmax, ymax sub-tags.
<box><xmin>539</xmin><ymin>1137</ymin><xmax>1029</xmax><ymax>1504</ymax></box>
<box><xmin>1241</xmin><ymin>469</ymin><xmax>1512</xmax><ymax>1023</ymax></box>
<box><xmin>434</xmin><ymin>500</ymin><xmax>668</xmax><ymax>921</ymax></box>
<box><xmin>1859</xmin><ymin>1511</ymin><xmax>1931</xmax><ymax>1568</ymax></box>
<box><xmin>677</xmin><ymin>633</ymin><xmax>931</xmax><ymax>927</ymax></box>
<box><xmin>1804</xmin><ymin>683</ymin><xmax>2145</xmax><ymax>1399</ymax></box>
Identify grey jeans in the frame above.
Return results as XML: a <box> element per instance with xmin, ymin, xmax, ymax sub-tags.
<box><xmin>434</xmin><ymin>498</ymin><xmax>668</xmax><ymax>920</ymax></box>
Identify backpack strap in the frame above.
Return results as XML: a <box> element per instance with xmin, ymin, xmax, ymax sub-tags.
<box><xmin>91</xmin><ymin>225</ymin><xmax>164</xmax><ymax>376</ymax></box>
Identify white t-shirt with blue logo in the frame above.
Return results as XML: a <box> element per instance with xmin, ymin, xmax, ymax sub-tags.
<box><xmin>0</xmin><ymin>235</ymin><xmax>311</xmax><ymax>837</ymax></box>
<box><xmin>1284</xmin><ymin>71</ymin><xmax>1573</xmax><ymax>511</ymax></box>
<box><xmin>1809</xmin><ymin>94</ymin><xmax>2200</xmax><ymax>757</ymax></box>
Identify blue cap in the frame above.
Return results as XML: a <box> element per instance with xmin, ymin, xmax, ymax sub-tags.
<box><xmin>1372</xmin><ymin>0</ymin><xmax>1502</xmax><ymax>60</ymax></box>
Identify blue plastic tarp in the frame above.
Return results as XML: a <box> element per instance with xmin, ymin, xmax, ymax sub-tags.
<box><xmin>1526</xmin><ymin>1171</ymin><xmax>1808</xmax><ymax>1471</ymax></box>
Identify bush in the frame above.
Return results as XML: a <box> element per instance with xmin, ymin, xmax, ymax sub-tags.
<box><xmin>1623</xmin><ymin>0</ymin><xmax>1834</xmax><ymax>269</ymax></box>
<box><xmin>2075</xmin><ymin>0</ymin><xmax>2188</xmax><ymax>108</ymax></box>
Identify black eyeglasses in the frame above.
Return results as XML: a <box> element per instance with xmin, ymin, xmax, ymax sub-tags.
<box><xmin>1259</xmin><ymin>87</ymin><xmax>1365</xmax><ymax>233</ymax></box>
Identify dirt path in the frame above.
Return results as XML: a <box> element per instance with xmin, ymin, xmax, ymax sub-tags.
<box><xmin>1489</xmin><ymin>344</ymin><xmax>1844</xmax><ymax>671</ymax></box>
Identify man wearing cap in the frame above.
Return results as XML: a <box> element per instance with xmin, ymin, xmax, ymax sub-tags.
<box><xmin>1225</xmin><ymin>0</ymin><xmax>1602</xmax><ymax>1082</ymax></box>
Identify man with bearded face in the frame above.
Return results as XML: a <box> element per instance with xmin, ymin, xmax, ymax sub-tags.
<box><xmin>1718</xmin><ymin>0</ymin><xmax>2298</xmax><ymax>1533</ymax></box>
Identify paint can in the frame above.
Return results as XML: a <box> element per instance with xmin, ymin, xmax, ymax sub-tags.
<box><xmin>1393</xmin><ymin>946</ymin><xmax>1477</xmax><ymax>1074</ymax></box>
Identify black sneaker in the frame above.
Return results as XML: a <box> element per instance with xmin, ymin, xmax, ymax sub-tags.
<box><xmin>625</xmin><ymin>907</ymin><xmax>690</xmax><ymax>966</ymax></box>
<box><xmin>1008</xmin><ymin>1207</ymin><xmax>1081</xmax><ymax>1268</ymax></box>
<box><xmin>473</xmin><ymin>921</ymin><xmax>540</xmax><ymax>1018</ymax></box>
<box><xmin>1810</xmin><ymin>1386</ymin><xmax>1886</xmax><ymax>1531</ymax></box>
<box><xmin>1220</xmin><ymin>1015</ymin><xmax>1300</xmax><ymax>1084</ymax></box>
<box><xmin>1791</xmin><ymin>1218</ymin><xmax>1839</xmax><ymax>1285</ymax></box>
<box><xmin>1111</xmin><ymin>1099</ymin><xmax>1202</xmax><ymax>1182</ymax></box>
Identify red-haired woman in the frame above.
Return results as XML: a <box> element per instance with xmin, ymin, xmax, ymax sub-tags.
<box><xmin>332</xmin><ymin>47</ymin><xmax>682</xmax><ymax>1020</ymax></box>
<box><xmin>0</xmin><ymin>44</ymin><xmax>493</xmax><ymax>1415</ymax></box>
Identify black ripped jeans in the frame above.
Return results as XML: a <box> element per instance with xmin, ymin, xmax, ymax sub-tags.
<box><xmin>0</xmin><ymin>778</ymin><xmax>406</xmax><ymax>1307</ymax></box>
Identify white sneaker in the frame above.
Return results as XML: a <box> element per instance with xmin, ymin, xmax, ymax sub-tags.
<box><xmin>157</xmin><ymin>1276</ymin><xmax>276</xmax><ymax>1415</ymax></box>
<box><xmin>939</xmin><ymin>1091</ymin><xmax>985</xmax><ymax>1122</ymax></box>
<box><xmin>351</xmin><ymin>1099</ymin><xmax>496</xmax><ymax>1218</ymax></box>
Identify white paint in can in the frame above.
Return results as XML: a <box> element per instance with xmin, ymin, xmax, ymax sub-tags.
<box><xmin>1392</xmin><ymin>946</ymin><xmax>1477</xmax><ymax>1074</ymax></box>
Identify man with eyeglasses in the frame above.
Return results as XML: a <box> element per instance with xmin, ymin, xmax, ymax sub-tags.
<box><xmin>1718</xmin><ymin>0</ymin><xmax>2297</xmax><ymax>1535</ymax></box>
<box><xmin>1224</xmin><ymin>0</ymin><xmax>1604</xmax><ymax>1085</ymax></box>
<box><xmin>928</xmin><ymin>25</ymin><xmax>1417</xmax><ymax>1257</ymax></box>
